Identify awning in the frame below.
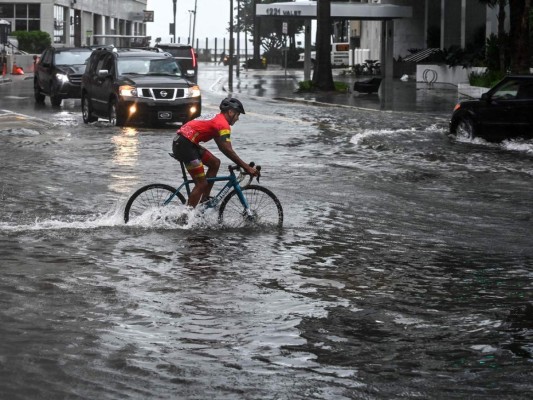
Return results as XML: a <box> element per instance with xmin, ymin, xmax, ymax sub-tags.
<box><xmin>256</xmin><ymin>1</ymin><xmax>412</xmax><ymax>20</ymax></box>
<box><xmin>402</xmin><ymin>48</ymin><xmax>440</xmax><ymax>63</ymax></box>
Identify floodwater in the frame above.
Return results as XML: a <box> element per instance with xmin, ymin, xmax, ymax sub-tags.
<box><xmin>0</xmin><ymin>68</ymin><xmax>532</xmax><ymax>399</ymax></box>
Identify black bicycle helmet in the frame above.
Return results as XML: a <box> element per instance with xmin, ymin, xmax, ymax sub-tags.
<box><xmin>219</xmin><ymin>97</ymin><xmax>245</xmax><ymax>114</ymax></box>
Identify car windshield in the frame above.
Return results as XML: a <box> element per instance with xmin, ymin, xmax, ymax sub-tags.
<box><xmin>492</xmin><ymin>80</ymin><xmax>520</xmax><ymax>100</ymax></box>
<box><xmin>158</xmin><ymin>48</ymin><xmax>190</xmax><ymax>58</ymax></box>
<box><xmin>56</xmin><ymin>51</ymin><xmax>90</xmax><ymax>65</ymax></box>
<box><xmin>118</xmin><ymin>58</ymin><xmax>182</xmax><ymax>76</ymax></box>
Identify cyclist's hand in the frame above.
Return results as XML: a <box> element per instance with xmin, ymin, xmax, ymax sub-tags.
<box><xmin>245</xmin><ymin>165</ymin><xmax>259</xmax><ymax>177</ymax></box>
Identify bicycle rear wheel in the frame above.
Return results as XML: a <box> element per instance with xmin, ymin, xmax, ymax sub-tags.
<box><xmin>124</xmin><ymin>183</ymin><xmax>186</xmax><ymax>223</ymax></box>
<box><xmin>218</xmin><ymin>185</ymin><xmax>283</xmax><ymax>228</ymax></box>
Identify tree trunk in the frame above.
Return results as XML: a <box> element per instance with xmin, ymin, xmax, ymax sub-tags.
<box><xmin>312</xmin><ymin>0</ymin><xmax>335</xmax><ymax>91</ymax></box>
<box><xmin>509</xmin><ymin>0</ymin><xmax>531</xmax><ymax>74</ymax></box>
<box><xmin>497</xmin><ymin>0</ymin><xmax>506</xmax><ymax>72</ymax></box>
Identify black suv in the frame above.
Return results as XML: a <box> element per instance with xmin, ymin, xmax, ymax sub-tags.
<box><xmin>81</xmin><ymin>48</ymin><xmax>201</xmax><ymax>126</ymax></box>
<box><xmin>34</xmin><ymin>47</ymin><xmax>92</xmax><ymax>106</ymax></box>
<box><xmin>449</xmin><ymin>75</ymin><xmax>533</xmax><ymax>142</ymax></box>
<box><xmin>155</xmin><ymin>43</ymin><xmax>198</xmax><ymax>83</ymax></box>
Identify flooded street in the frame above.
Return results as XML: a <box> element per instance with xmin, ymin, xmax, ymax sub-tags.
<box><xmin>1</xmin><ymin>65</ymin><xmax>532</xmax><ymax>399</ymax></box>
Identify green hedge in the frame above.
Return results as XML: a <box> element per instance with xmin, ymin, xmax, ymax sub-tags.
<box><xmin>11</xmin><ymin>31</ymin><xmax>51</xmax><ymax>53</ymax></box>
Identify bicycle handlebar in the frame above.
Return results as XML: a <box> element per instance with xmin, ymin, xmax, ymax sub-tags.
<box><xmin>228</xmin><ymin>162</ymin><xmax>261</xmax><ymax>184</ymax></box>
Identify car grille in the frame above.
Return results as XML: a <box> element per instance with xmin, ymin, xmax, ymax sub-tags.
<box><xmin>139</xmin><ymin>88</ymin><xmax>186</xmax><ymax>100</ymax></box>
<box><xmin>69</xmin><ymin>74</ymin><xmax>83</xmax><ymax>85</ymax></box>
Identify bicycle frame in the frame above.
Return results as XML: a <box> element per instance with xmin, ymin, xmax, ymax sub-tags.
<box><xmin>164</xmin><ymin>161</ymin><xmax>251</xmax><ymax>215</ymax></box>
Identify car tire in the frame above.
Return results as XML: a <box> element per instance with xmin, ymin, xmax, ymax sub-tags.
<box><xmin>34</xmin><ymin>80</ymin><xmax>45</xmax><ymax>104</ymax></box>
<box><xmin>109</xmin><ymin>98</ymin><xmax>125</xmax><ymax>127</ymax></box>
<box><xmin>50</xmin><ymin>95</ymin><xmax>62</xmax><ymax>107</ymax></box>
<box><xmin>455</xmin><ymin>116</ymin><xmax>476</xmax><ymax>139</ymax></box>
<box><xmin>49</xmin><ymin>82</ymin><xmax>63</xmax><ymax>106</ymax></box>
<box><xmin>81</xmin><ymin>93</ymin><xmax>98</xmax><ymax>123</ymax></box>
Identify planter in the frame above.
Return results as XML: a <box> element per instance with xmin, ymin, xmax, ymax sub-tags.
<box><xmin>416</xmin><ymin>64</ymin><xmax>487</xmax><ymax>86</ymax></box>
<box><xmin>458</xmin><ymin>83</ymin><xmax>490</xmax><ymax>99</ymax></box>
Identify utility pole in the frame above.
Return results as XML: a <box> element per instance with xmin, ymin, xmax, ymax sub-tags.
<box><xmin>172</xmin><ymin>0</ymin><xmax>177</xmax><ymax>43</ymax></box>
<box><xmin>229</xmin><ymin>0</ymin><xmax>234</xmax><ymax>92</ymax></box>
<box><xmin>192</xmin><ymin>0</ymin><xmax>197</xmax><ymax>48</ymax></box>
<box><xmin>236</xmin><ymin>0</ymin><xmax>240</xmax><ymax>77</ymax></box>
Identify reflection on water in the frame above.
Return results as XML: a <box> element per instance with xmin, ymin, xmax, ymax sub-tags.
<box><xmin>112</xmin><ymin>127</ymin><xmax>140</xmax><ymax>167</ymax></box>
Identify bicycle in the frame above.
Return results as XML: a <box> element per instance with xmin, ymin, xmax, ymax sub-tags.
<box><xmin>124</xmin><ymin>154</ymin><xmax>283</xmax><ymax>228</ymax></box>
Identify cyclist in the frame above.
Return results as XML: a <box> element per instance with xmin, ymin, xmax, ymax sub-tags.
<box><xmin>172</xmin><ymin>97</ymin><xmax>258</xmax><ymax>208</ymax></box>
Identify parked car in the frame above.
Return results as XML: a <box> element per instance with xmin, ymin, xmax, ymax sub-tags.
<box><xmin>449</xmin><ymin>75</ymin><xmax>533</xmax><ymax>142</ymax></box>
<box><xmin>34</xmin><ymin>47</ymin><xmax>92</xmax><ymax>106</ymax></box>
<box><xmin>81</xmin><ymin>48</ymin><xmax>201</xmax><ymax>127</ymax></box>
<box><xmin>155</xmin><ymin>43</ymin><xmax>197</xmax><ymax>82</ymax></box>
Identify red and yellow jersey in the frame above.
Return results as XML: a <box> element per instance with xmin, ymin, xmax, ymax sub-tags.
<box><xmin>178</xmin><ymin>113</ymin><xmax>231</xmax><ymax>144</ymax></box>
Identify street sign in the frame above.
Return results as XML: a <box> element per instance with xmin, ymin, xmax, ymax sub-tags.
<box><xmin>143</xmin><ymin>10</ymin><xmax>154</xmax><ymax>22</ymax></box>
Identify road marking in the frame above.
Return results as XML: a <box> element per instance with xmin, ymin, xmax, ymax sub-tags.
<box><xmin>0</xmin><ymin>109</ymin><xmax>53</xmax><ymax>128</ymax></box>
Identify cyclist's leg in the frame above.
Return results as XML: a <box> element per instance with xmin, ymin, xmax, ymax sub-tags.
<box><xmin>184</xmin><ymin>160</ymin><xmax>208</xmax><ymax>208</ymax></box>
<box><xmin>173</xmin><ymin>136</ymin><xmax>208</xmax><ymax>208</ymax></box>
<box><xmin>200</xmin><ymin>149</ymin><xmax>220</xmax><ymax>200</ymax></box>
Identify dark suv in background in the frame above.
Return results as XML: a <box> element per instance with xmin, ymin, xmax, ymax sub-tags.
<box><xmin>34</xmin><ymin>47</ymin><xmax>92</xmax><ymax>106</ymax></box>
<box><xmin>155</xmin><ymin>43</ymin><xmax>197</xmax><ymax>83</ymax></box>
<box><xmin>449</xmin><ymin>75</ymin><xmax>533</xmax><ymax>142</ymax></box>
<box><xmin>81</xmin><ymin>48</ymin><xmax>201</xmax><ymax>126</ymax></box>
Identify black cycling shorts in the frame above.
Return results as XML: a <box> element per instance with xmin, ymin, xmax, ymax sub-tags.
<box><xmin>172</xmin><ymin>135</ymin><xmax>203</xmax><ymax>163</ymax></box>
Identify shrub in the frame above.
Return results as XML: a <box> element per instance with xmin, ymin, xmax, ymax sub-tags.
<box><xmin>469</xmin><ymin>70</ymin><xmax>505</xmax><ymax>88</ymax></box>
<box><xmin>297</xmin><ymin>80</ymin><xmax>349</xmax><ymax>93</ymax></box>
<box><xmin>11</xmin><ymin>31</ymin><xmax>51</xmax><ymax>53</ymax></box>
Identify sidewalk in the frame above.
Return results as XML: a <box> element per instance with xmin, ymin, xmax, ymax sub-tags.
<box><xmin>1</xmin><ymin>66</ymin><xmax>461</xmax><ymax>116</ymax></box>
<box><xmin>229</xmin><ymin>64</ymin><xmax>460</xmax><ymax>115</ymax></box>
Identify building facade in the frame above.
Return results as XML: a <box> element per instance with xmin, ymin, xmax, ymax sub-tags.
<box><xmin>0</xmin><ymin>0</ymin><xmax>149</xmax><ymax>48</ymax></box>
<box><xmin>353</xmin><ymin>0</ymin><xmax>504</xmax><ymax>62</ymax></box>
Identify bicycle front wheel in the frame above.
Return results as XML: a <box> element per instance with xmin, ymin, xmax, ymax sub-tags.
<box><xmin>218</xmin><ymin>185</ymin><xmax>283</xmax><ymax>228</ymax></box>
<box><xmin>124</xmin><ymin>183</ymin><xmax>186</xmax><ymax>223</ymax></box>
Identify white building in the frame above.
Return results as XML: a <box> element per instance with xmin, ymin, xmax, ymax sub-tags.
<box><xmin>0</xmin><ymin>0</ymin><xmax>150</xmax><ymax>48</ymax></box>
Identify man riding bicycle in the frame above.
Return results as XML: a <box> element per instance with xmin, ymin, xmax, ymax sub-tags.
<box><xmin>172</xmin><ymin>97</ymin><xmax>258</xmax><ymax>208</ymax></box>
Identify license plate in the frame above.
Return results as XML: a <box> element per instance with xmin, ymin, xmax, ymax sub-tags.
<box><xmin>158</xmin><ymin>111</ymin><xmax>172</xmax><ymax>120</ymax></box>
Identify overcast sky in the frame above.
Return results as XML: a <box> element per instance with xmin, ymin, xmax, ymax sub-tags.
<box><xmin>145</xmin><ymin>0</ymin><xmax>231</xmax><ymax>44</ymax></box>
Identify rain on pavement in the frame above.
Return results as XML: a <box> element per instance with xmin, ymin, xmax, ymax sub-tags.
<box><xmin>1</xmin><ymin>64</ymin><xmax>532</xmax><ymax>399</ymax></box>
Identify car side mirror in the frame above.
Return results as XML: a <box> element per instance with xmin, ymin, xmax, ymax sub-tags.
<box><xmin>481</xmin><ymin>92</ymin><xmax>490</xmax><ymax>101</ymax></box>
<box><xmin>97</xmin><ymin>69</ymin><xmax>110</xmax><ymax>78</ymax></box>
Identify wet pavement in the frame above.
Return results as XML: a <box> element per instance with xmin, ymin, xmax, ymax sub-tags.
<box><xmin>1</xmin><ymin>63</ymin><xmax>461</xmax><ymax>116</ymax></box>
<box><xmin>225</xmin><ymin>64</ymin><xmax>460</xmax><ymax>115</ymax></box>
<box><xmin>1</xmin><ymin>64</ymin><xmax>532</xmax><ymax>400</ymax></box>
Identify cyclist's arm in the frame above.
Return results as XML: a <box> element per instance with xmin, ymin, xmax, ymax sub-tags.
<box><xmin>214</xmin><ymin>138</ymin><xmax>257</xmax><ymax>176</ymax></box>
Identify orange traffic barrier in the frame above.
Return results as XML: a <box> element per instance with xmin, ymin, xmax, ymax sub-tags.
<box><xmin>12</xmin><ymin>64</ymin><xmax>24</xmax><ymax>75</ymax></box>
<box><xmin>2</xmin><ymin>62</ymin><xmax>6</xmax><ymax>77</ymax></box>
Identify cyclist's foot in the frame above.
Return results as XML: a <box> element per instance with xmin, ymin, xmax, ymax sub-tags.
<box><xmin>200</xmin><ymin>196</ymin><xmax>213</xmax><ymax>205</ymax></box>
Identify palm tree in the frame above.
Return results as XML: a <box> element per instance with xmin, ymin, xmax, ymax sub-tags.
<box><xmin>312</xmin><ymin>0</ymin><xmax>335</xmax><ymax>91</ymax></box>
<box><xmin>479</xmin><ymin>0</ymin><xmax>508</xmax><ymax>72</ymax></box>
<box><xmin>509</xmin><ymin>0</ymin><xmax>531</xmax><ymax>73</ymax></box>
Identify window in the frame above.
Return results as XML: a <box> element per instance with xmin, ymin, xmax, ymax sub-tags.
<box><xmin>0</xmin><ymin>4</ymin><xmax>14</xmax><ymax>18</ymax></box>
<box><xmin>2</xmin><ymin>3</ymin><xmax>40</xmax><ymax>32</ymax></box>
<box><xmin>54</xmin><ymin>5</ymin><xmax>65</xmax><ymax>44</ymax></box>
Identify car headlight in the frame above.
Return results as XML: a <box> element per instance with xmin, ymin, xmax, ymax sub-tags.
<box><xmin>55</xmin><ymin>73</ymin><xmax>69</xmax><ymax>83</ymax></box>
<box><xmin>119</xmin><ymin>85</ymin><xmax>138</xmax><ymax>97</ymax></box>
<box><xmin>186</xmin><ymin>85</ymin><xmax>201</xmax><ymax>98</ymax></box>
